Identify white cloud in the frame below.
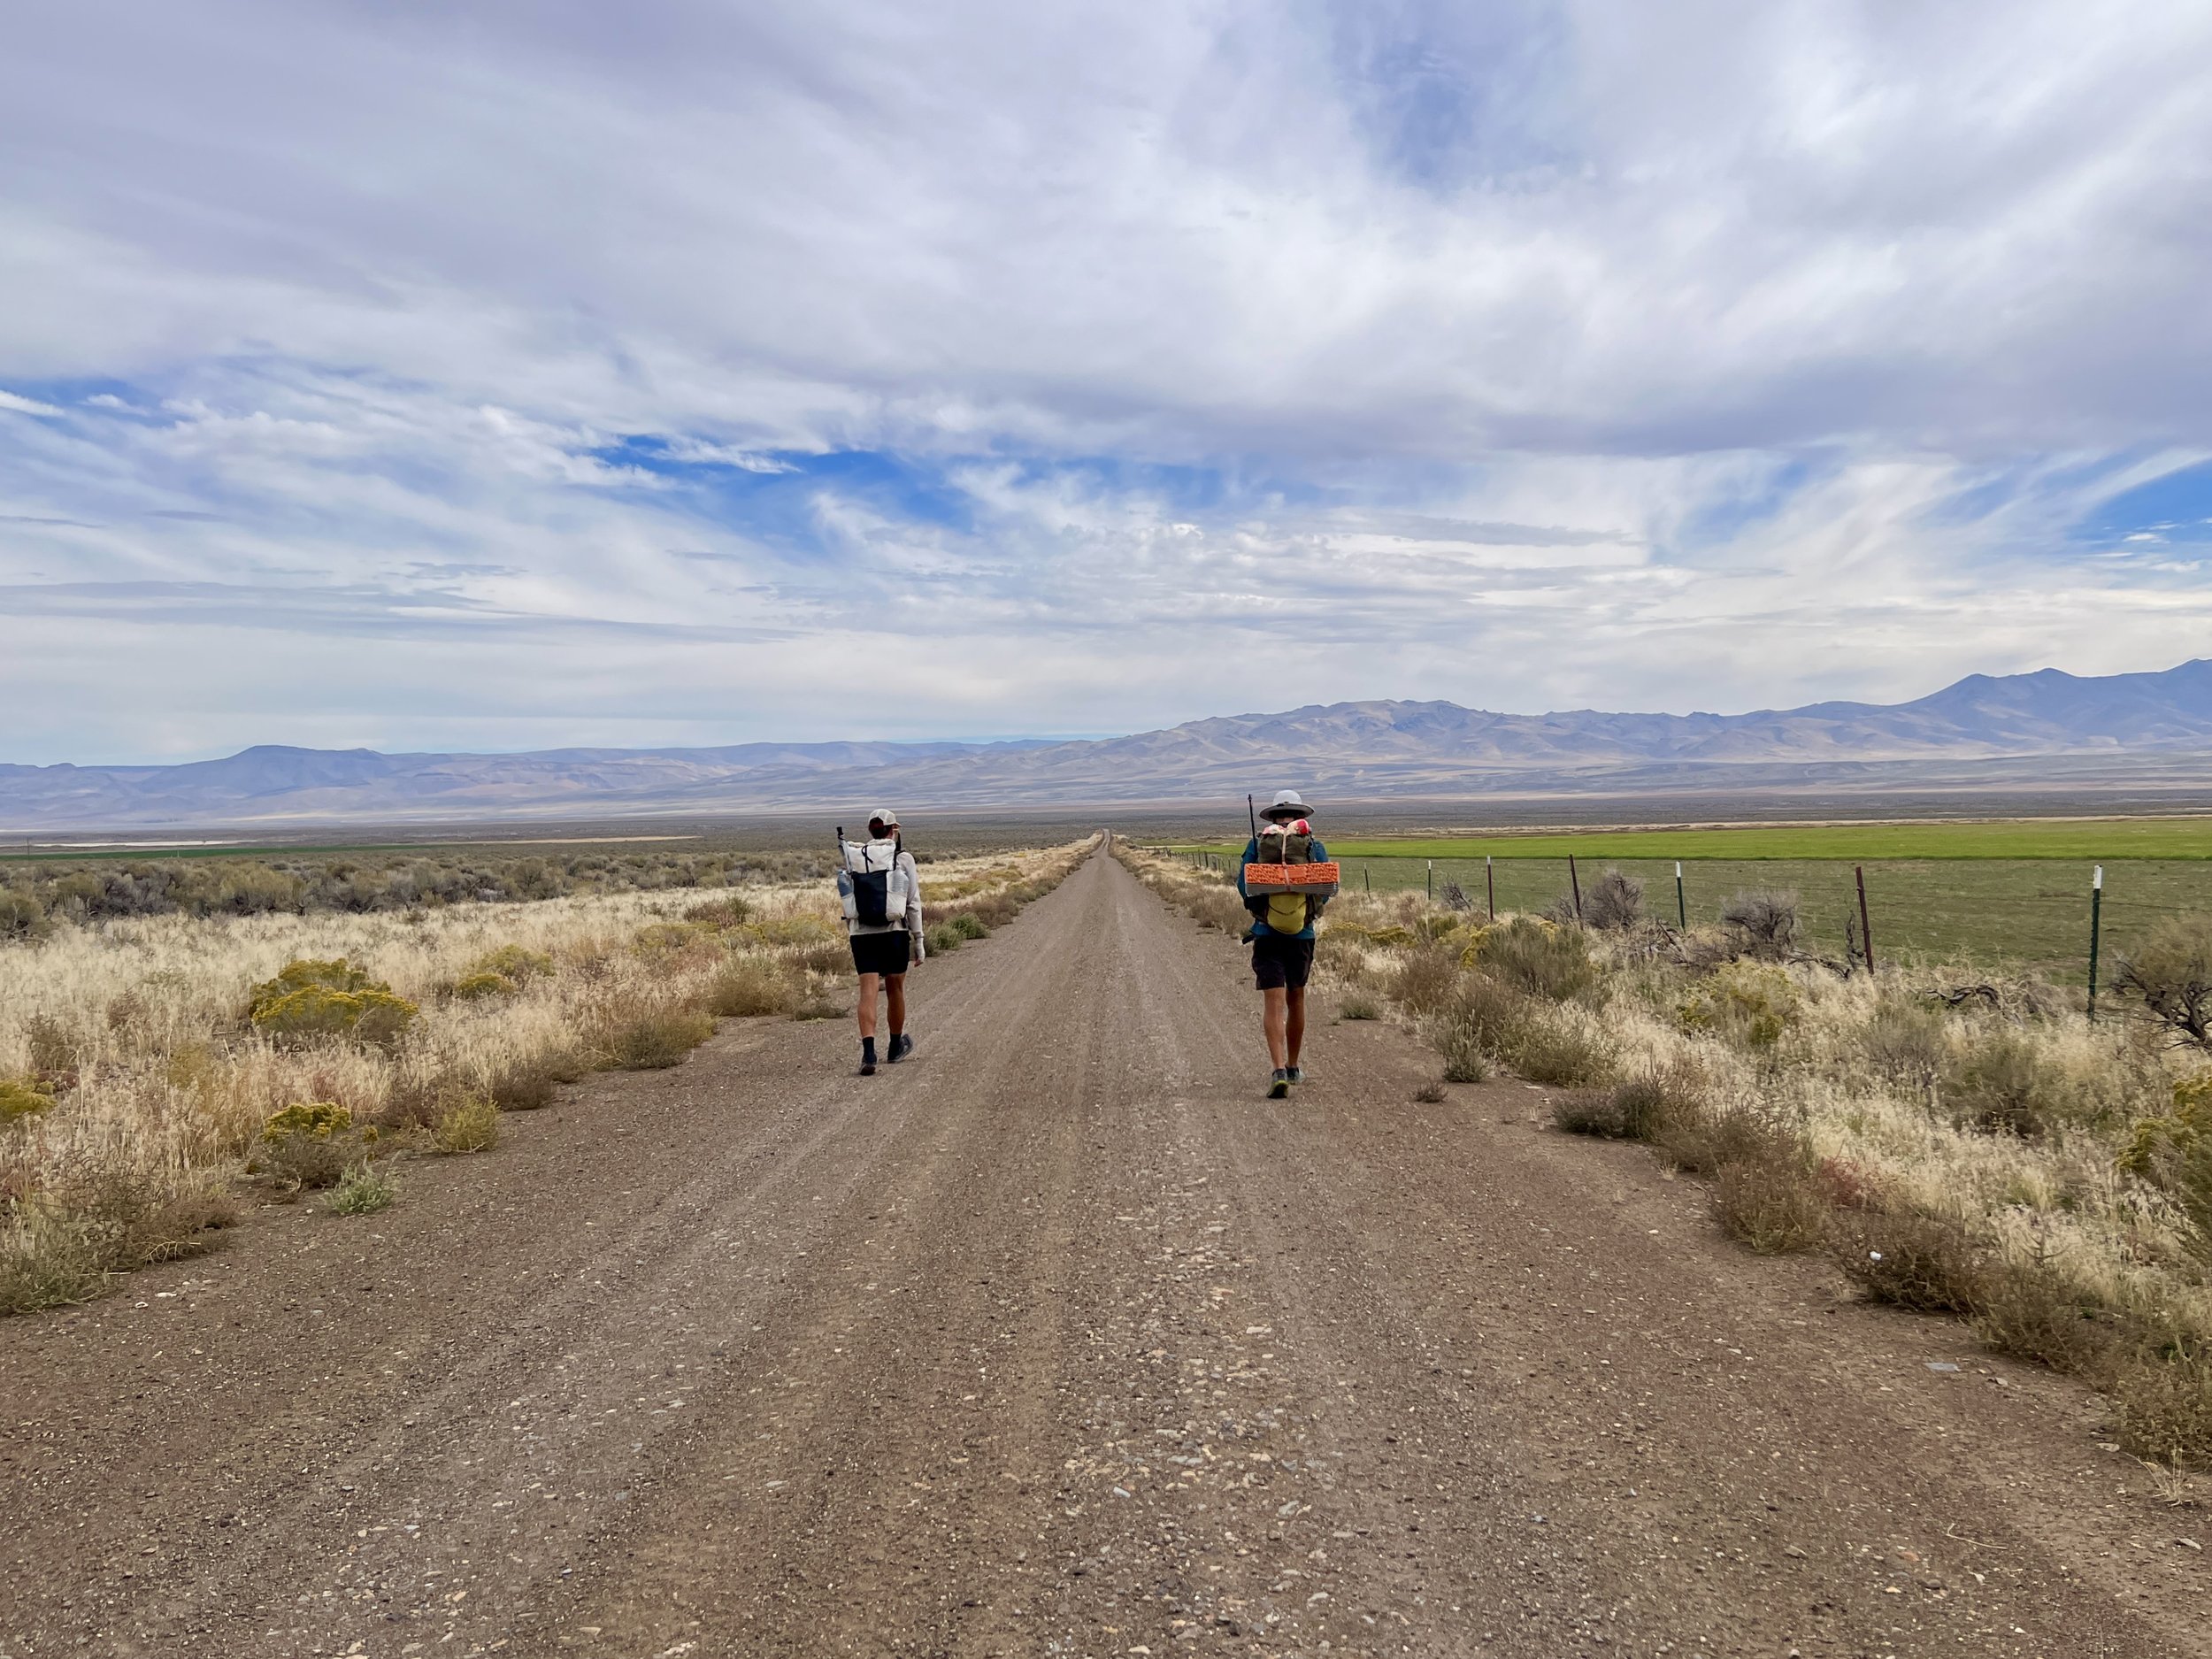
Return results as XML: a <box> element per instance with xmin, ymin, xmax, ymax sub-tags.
<box><xmin>2</xmin><ymin>1</ymin><xmax>2210</xmax><ymax>760</ymax></box>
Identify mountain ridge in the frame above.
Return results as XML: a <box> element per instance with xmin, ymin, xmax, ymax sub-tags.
<box><xmin>7</xmin><ymin>660</ymin><xmax>2212</xmax><ymax>830</ymax></box>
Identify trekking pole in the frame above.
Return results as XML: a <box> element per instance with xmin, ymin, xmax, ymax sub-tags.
<box><xmin>1486</xmin><ymin>854</ymin><xmax>1494</xmax><ymax>920</ymax></box>
<box><xmin>1675</xmin><ymin>860</ymin><xmax>1686</xmax><ymax>929</ymax></box>
<box><xmin>1248</xmin><ymin>794</ymin><xmax>1260</xmax><ymax>844</ymax></box>
<box><xmin>2086</xmin><ymin>865</ymin><xmax>2103</xmax><ymax>1023</ymax></box>
<box><xmin>1568</xmin><ymin>855</ymin><xmax>1582</xmax><ymax>922</ymax></box>
<box><xmin>1855</xmin><ymin>864</ymin><xmax>1875</xmax><ymax>973</ymax></box>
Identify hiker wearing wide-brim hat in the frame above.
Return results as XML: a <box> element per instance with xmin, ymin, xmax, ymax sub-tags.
<box><xmin>835</xmin><ymin>808</ymin><xmax>924</xmax><ymax>1076</ymax></box>
<box><xmin>1235</xmin><ymin>789</ymin><xmax>1333</xmax><ymax>1098</ymax></box>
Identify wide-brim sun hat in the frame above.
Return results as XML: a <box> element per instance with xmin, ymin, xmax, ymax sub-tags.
<box><xmin>1263</xmin><ymin>789</ymin><xmax>1313</xmax><ymax>818</ymax></box>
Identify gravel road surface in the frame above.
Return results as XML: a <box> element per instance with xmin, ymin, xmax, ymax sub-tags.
<box><xmin>2</xmin><ymin>849</ymin><xmax>2203</xmax><ymax>1657</ymax></box>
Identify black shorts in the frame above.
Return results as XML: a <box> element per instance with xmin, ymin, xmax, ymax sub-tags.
<box><xmin>850</xmin><ymin>931</ymin><xmax>911</xmax><ymax>978</ymax></box>
<box><xmin>1251</xmin><ymin>932</ymin><xmax>1315</xmax><ymax>991</ymax></box>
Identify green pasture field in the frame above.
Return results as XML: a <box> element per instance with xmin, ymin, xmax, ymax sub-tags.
<box><xmin>1318</xmin><ymin>817</ymin><xmax>2212</xmax><ymax>863</ymax></box>
<box><xmin>1168</xmin><ymin>818</ymin><xmax>2212</xmax><ymax>975</ymax></box>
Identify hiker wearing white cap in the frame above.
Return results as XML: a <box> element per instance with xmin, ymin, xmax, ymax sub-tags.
<box><xmin>1235</xmin><ymin>789</ymin><xmax>1331</xmax><ymax>1099</ymax></box>
<box><xmin>835</xmin><ymin>808</ymin><xmax>924</xmax><ymax>1076</ymax></box>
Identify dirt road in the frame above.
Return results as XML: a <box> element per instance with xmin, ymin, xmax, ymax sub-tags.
<box><xmin>2</xmin><ymin>850</ymin><xmax>2203</xmax><ymax>1657</ymax></box>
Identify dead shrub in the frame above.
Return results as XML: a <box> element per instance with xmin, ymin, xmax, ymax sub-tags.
<box><xmin>1552</xmin><ymin>1089</ymin><xmax>1632</xmax><ymax>1137</ymax></box>
<box><xmin>1581</xmin><ymin>868</ymin><xmax>1645</xmax><ymax>932</ymax></box>
<box><xmin>790</xmin><ymin>976</ymin><xmax>848</xmax><ymax>1020</ymax></box>
<box><xmin>1338</xmin><ymin>991</ymin><xmax>1382</xmax><ymax>1021</ymax></box>
<box><xmin>54</xmin><ymin>1166</ymin><xmax>239</xmax><ymax>1269</ymax></box>
<box><xmin>486</xmin><ymin>1048</ymin><xmax>584</xmax><ymax>1111</ymax></box>
<box><xmin>1390</xmin><ymin>947</ymin><xmax>1462</xmax><ymax>1017</ymax></box>
<box><xmin>1508</xmin><ymin>1008</ymin><xmax>1617</xmax><ymax>1087</ymax></box>
<box><xmin>1721</xmin><ymin>889</ymin><xmax>1800</xmax><ymax>961</ymax></box>
<box><xmin>1813</xmin><ymin>1155</ymin><xmax>1882</xmax><ymax>1210</ymax></box>
<box><xmin>1861</xmin><ymin>1002</ymin><xmax>1947</xmax><ymax>1094</ymax></box>
<box><xmin>794</xmin><ymin>936</ymin><xmax>855</xmax><ymax>976</ymax></box>
<box><xmin>1830</xmin><ymin>1210</ymin><xmax>1988</xmax><ymax>1315</ymax></box>
<box><xmin>377</xmin><ymin>1073</ymin><xmax>448</xmax><ymax>1133</ymax></box>
<box><xmin>2110</xmin><ymin>1342</ymin><xmax>2212</xmax><ymax>1469</ymax></box>
<box><xmin>1613</xmin><ymin>1061</ymin><xmax>1709</xmax><ymax>1142</ymax></box>
<box><xmin>683</xmin><ymin>895</ymin><xmax>756</xmax><ymax>929</ymax></box>
<box><xmin>1654</xmin><ymin>1103</ymin><xmax>1771</xmax><ymax>1176</ymax></box>
<box><xmin>1970</xmin><ymin>1263</ymin><xmax>2124</xmax><ymax>1379</ymax></box>
<box><xmin>709</xmin><ymin>957</ymin><xmax>795</xmax><ymax>1018</ymax></box>
<box><xmin>1440</xmin><ymin>972</ymin><xmax>1540</xmax><ymax>1068</ymax></box>
<box><xmin>2112</xmin><ymin>915</ymin><xmax>2212</xmax><ymax>1049</ymax></box>
<box><xmin>24</xmin><ymin>1013</ymin><xmax>79</xmax><ymax>1079</ymax></box>
<box><xmin>1190</xmin><ymin>888</ymin><xmax>1253</xmax><ymax>935</ymax></box>
<box><xmin>1412</xmin><ymin>1077</ymin><xmax>1448</xmax><ymax>1103</ymax></box>
<box><xmin>600</xmin><ymin>1009</ymin><xmax>716</xmax><ymax>1070</ymax></box>
<box><xmin>0</xmin><ymin>1212</ymin><xmax>107</xmax><ymax>1315</ymax></box>
<box><xmin>1713</xmin><ymin>1133</ymin><xmax>1827</xmax><ymax>1255</ymax></box>
<box><xmin>1945</xmin><ymin>1029</ymin><xmax>2067</xmax><ymax>1138</ymax></box>
<box><xmin>1438</xmin><ymin>881</ymin><xmax>1472</xmax><ymax>912</ymax></box>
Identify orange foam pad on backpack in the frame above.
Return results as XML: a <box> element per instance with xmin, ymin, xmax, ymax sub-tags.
<box><xmin>1243</xmin><ymin>861</ymin><xmax>1341</xmax><ymax>894</ymax></box>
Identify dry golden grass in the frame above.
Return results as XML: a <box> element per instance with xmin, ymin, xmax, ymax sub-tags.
<box><xmin>1</xmin><ymin>837</ymin><xmax>1095</xmax><ymax>1313</ymax></box>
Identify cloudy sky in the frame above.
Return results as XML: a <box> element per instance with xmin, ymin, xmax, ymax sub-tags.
<box><xmin>4</xmin><ymin>0</ymin><xmax>2210</xmax><ymax>764</ymax></box>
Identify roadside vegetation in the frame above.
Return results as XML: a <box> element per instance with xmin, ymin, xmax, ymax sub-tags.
<box><xmin>1</xmin><ymin>836</ymin><xmax>1095</xmax><ymax>1315</ymax></box>
<box><xmin>0</xmin><ymin>843</ymin><xmax>844</xmax><ymax>940</ymax></box>
<box><xmin>1118</xmin><ymin>841</ymin><xmax>2212</xmax><ymax>1469</ymax></box>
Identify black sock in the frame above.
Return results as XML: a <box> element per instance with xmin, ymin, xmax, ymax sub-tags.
<box><xmin>862</xmin><ymin>1037</ymin><xmax>878</xmax><ymax>1064</ymax></box>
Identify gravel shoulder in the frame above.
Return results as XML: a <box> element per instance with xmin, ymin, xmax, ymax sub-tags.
<box><xmin>1</xmin><ymin>850</ymin><xmax>2203</xmax><ymax>1657</ymax></box>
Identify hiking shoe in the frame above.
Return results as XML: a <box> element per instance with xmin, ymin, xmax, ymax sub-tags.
<box><xmin>1267</xmin><ymin>1068</ymin><xmax>1291</xmax><ymax>1099</ymax></box>
<box><xmin>857</xmin><ymin>1057</ymin><xmax>877</xmax><ymax>1077</ymax></box>
<box><xmin>1286</xmin><ymin>1065</ymin><xmax>1303</xmax><ymax>1084</ymax></box>
<box><xmin>887</xmin><ymin>1033</ymin><xmax>914</xmax><ymax>1064</ymax></box>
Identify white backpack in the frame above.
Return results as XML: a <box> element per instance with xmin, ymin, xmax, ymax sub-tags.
<box><xmin>836</xmin><ymin>836</ymin><xmax>911</xmax><ymax>928</ymax></box>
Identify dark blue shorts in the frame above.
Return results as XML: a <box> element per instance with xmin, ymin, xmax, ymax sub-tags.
<box><xmin>1251</xmin><ymin>933</ymin><xmax>1314</xmax><ymax>990</ymax></box>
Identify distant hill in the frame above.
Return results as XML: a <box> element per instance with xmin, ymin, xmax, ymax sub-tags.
<box><xmin>6</xmin><ymin>660</ymin><xmax>2212</xmax><ymax>830</ymax></box>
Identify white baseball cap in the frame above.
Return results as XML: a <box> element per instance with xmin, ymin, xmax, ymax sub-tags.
<box><xmin>867</xmin><ymin>807</ymin><xmax>900</xmax><ymax>830</ymax></box>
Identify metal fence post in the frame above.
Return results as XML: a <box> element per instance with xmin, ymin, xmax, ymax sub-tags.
<box><xmin>1486</xmin><ymin>854</ymin><xmax>1495</xmax><ymax>920</ymax></box>
<box><xmin>1426</xmin><ymin>859</ymin><xmax>1433</xmax><ymax>902</ymax></box>
<box><xmin>2087</xmin><ymin>864</ymin><xmax>2103</xmax><ymax>1022</ymax></box>
<box><xmin>1568</xmin><ymin>854</ymin><xmax>1582</xmax><ymax>922</ymax></box>
<box><xmin>1855</xmin><ymin>865</ymin><xmax>1875</xmax><ymax>974</ymax></box>
<box><xmin>1675</xmin><ymin>860</ymin><xmax>1686</xmax><ymax>930</ymax></box>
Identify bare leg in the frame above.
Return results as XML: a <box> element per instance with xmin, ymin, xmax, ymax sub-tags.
<box><xmin>1286</xmin><ymin>986</ymin><xmax>1306</xmax><ymax>1069</ymax></box>
<box><xmin>856</xmin><ymin>972</ymin><xmax>880</xmax><ymax>1041</ymax></box>
<box><xmin>886</xmin><ymin>972</ymin><xmax>907</xmax><ymax>1035</ymax></box>
<box><xmin>1263</xmin><ymin>986</ymin><xmax>1289</xmax><ymax>1070</ymax></box>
